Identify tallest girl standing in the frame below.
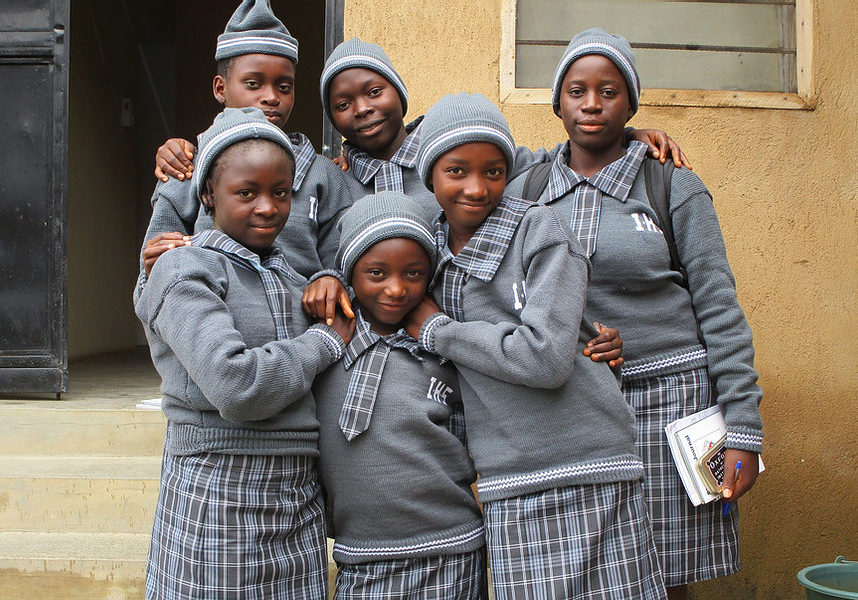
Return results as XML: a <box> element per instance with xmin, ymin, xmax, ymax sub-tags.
<box><xmin>510</xmin><ymin>29</ymin><xmax>763</xmax><ymax>600</ymax></box>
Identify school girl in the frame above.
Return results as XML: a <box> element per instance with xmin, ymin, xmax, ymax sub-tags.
<box><xmin>404</xmin><ymin>92</ymin><xmax>667</xmax><ymax>600</ymax></box>
<box><xmin>312</xmin><ymin>192</ymin><xmax>487</xmax><ymax>599</ymax></box>
<box><xmin>138</xmin><ymin>0</ymin><xmax>353</xmax><ymax>287</ymax></box>
<box><xmin>135</xmin><ymin>107</ymin><xmax>353</xmax><ymax>600</ymax></box>
<box><xmin>507</xmin><ymin>29</ymin><xmax>764</xmax><ymax>600</ymax></box>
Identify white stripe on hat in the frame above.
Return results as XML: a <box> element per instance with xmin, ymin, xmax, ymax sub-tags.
<box><xmin>339</xmin><ymin>217</ymin><xmax>435</xmax><ymax>273</ymax></box>
<box><xmin>217</xmin><ymin>36</ymin><xmax>298</xmax><ymax>55</ymax></box>
<box><xmin>323</xmin><ymin>54</ymin><xmax>407</xmax><ymax>92</ymax></box>
<box><xmin>553</xmin><ymin>42</ymin><xmax>640</xmax><ymax>97</ymax></box>
<box><xmin>417</xmin><ymin>125</ymin><xmax>516</xmax><ymax>175</ymax></box>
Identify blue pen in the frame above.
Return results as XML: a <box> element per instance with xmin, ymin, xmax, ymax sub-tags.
<box><xmin>721</xmin><ymin>460</ymin><xmax>742</xmax><ymax>516</ymax></box>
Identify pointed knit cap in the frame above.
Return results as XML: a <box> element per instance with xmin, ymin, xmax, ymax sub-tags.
<box><xmin>215</xmin><ymin>0</ymin><xmax>299</xmax><ymax>63</ymax></box>
<box><xmin>320</xmin><ymin>37</ymin><xmax>408</xmax><ymax>122</ymax></box>
<box><xmin>192</xmin><ymin>107</ymin><xmax>296</xmax><ymax>200</ymax></box>
<box><xmin>416</xmin><ymin>93</ymin><xmax>516</xmax><ymax>189</ymax></box>
<box><xmin>551</xmin><ymin>28</ymin><xmax>640</xmax><ymax>115</ymax></box>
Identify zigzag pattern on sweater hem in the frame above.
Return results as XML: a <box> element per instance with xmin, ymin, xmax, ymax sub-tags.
<box><xmin>621</xmin><ymin>347</ymin><xmax>707</xmax><ymax>378</ymax></box>
<box><xmin>476</xmin><ymin>457</ymin><xmax>644</xmax><ymax>498</ymax></box>
<box><xmin>333</xmin><ymin>525</ymin><xmax>484</xmax><ymax>560</ymax></box>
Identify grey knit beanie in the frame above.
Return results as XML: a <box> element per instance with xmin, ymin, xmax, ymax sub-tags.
<box><xmin>337</xmin><ymin>192</ymin><xmax>437</xmax><ymax>280</ymax></box>
<box><xmin>551</xmin><ymin>28</ymin><xmax>640</xmax><ymax>115</ymax></box>
<box><xmin>192</xmin><ymin>107</ymin><xmax>296</xmax><ymax>200</ymax></box>
<box><xmin>215</xmin><ymin>0</ymin><xmax>299</xmax><ymax>63</ymax></box>
<box><xmin>416</xmin><ymin>93</ymin><xmax>516</xmax><ymax>189</ymax></box>
<box><xmin>319</xmin><ymin>37</ymin><xmax>408</xmax><ymax>122</ymax></box>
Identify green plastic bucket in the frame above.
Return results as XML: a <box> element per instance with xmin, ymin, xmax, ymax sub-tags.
<box><xmin>798</xmin><ymin>557</ymin><xmax>858</xmax><ymax>600</ymax></box>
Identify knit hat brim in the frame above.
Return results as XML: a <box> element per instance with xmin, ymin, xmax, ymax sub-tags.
<box><xmin>551</xmin><ymin>30</ymin><xmax>640</xmax><ymax>115</ymax></box>
<box><xmin>192</xmin><ymin>107</ymin><xmax>296</xmax><ymax>201</ymax></box>
<box><xmin>336</xmin><ymin>192</ymin><xmax>436</xmax><ymax>280</ymax></box>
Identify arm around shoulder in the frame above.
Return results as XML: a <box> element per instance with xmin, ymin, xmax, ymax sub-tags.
<box><xmin>423</xmin><ymin>206</ymin><xmax>591</xmax><ymax>389</ymax></box>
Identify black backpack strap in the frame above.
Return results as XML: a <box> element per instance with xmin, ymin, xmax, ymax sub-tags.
<box><xmin>644</xmin><ymin>158</ymin><xmax>706</xmax><ymax>347</ymax></box>
<box><xmin>522</xmin><ymin>162</ymin><xmax>552</xmax><ymax>202</ymax></box>
<box><xmin>643</xmin><ymin>158</ymin><xmax>685</xmax><ymax>287</ymax></box>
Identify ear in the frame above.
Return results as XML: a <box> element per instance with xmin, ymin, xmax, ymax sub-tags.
<box><xmin>201</xmin><ymin>181</ymin><xmax>215</xmax><ymax>214</ymax></box>
<box><xmin>213</xmin><ymin>75</ymin><xmax>227</xmax><ymax>105</ymax></box>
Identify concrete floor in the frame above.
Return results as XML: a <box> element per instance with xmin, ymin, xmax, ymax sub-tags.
<box><xmin>0</xmin><ymin>348</ymin><xmax>161</xmax><ymax>408</ymax></box>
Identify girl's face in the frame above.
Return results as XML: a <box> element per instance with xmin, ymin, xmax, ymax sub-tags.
<box><xmin>214</xmin><ymin>53</ymin><xmax>296</xmax><ymax>130</ymax></box>
<box><xmin>351</xmin><ymin>238</ymin><xmax>431</xmax><ymax>335</ymax></box>
<box><xmin>431</xmin><ymin>142</ymin><xmax>507</xmax><ymax>241</ymax></box>
<box><xmin>557</xmin><ymin>54</ymin><xmax>634</xmax><ymax>156</ymax></box>
<box><xmin>328</xmin><ymin>67</ymin><xmax>408</xmax><ymax>160</ymax></box>
<box><xmin>203</xmin><ymin>141</ymin><xmax>293</xmax><ymax>254</ymax></box>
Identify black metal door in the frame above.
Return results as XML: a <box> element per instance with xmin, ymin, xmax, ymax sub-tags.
<box><xmin>0</xmin><ymin>0</ymin><xmax>69</xmax><ymax>394</ymax></box>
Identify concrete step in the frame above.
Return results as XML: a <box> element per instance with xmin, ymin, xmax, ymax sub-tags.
<box><xmin>0</xmin><ymin>456</ymin><xmax>161</xmax><ymax>534</ymax></box>
<box><xmin>0</xmin><ymin>531</ymin><xmax>148</xmax><ymax>599</ymax></box>
<box><xmin>0</xmin><ymin>532</ymin><xmax>339</xmax><ymax>600</ymax></box>
<box><xmin>0</xmin><ymin>402</ymin><xmax>166</xmax><ymax>457</ymax></box>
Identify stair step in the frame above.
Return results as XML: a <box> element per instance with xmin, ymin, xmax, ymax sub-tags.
<box><xmin>0</xmin><ymin>531</ymin><xmax>148</xmax><ymax>599</ymax></box>
<box><xmin>0</xmin><ymin>456</ymin><xmax>161</xmax><ymax>534</ymax></box>
<box><xmin>0</xmin><ymin>402</ymin><xmax>166</xmax><ymax>457</ymax></box>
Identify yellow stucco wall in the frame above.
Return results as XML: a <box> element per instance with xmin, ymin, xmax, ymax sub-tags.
<box><xmin>346</xmin><ymin>2</ymin><xmax>858</xmax><ymax>598</ymax></box>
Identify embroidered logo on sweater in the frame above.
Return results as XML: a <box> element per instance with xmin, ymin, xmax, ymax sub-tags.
<box><xmin>631</xmin><ymin>212</ymin><xmax>662</xmax><ymax>233</ymax></box>
<box><xmin>512</xmin><ymin>280</ymin><xmax>527</xmax><ymax>310</ymax></box>
<box><xmin>427</xmin><ymin>377</ymin><xmax>454</xmax><ymax>406</ymax></box>
<box><xmin>309</xmin><ymin>196</ymin><xmax>318</xmax><ymax>222</ymax></box>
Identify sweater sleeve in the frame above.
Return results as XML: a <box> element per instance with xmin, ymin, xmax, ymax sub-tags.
<box><xmin>143</xmin><ymin>252</ymin><xmax>344</xmax><ymax>423</ymax></box>
<box><xmin>314</xmin><ymin>159</ymin><xmax>355</xmax><ymax>270</ymax></box>
<box><xmin>133</xmin><ymin>180</ymin><xmax>200</xmax><ymax>306</ymax></box>
<box><xmin>421</xmin><ymin>209</ymin><xmax>590</xmax><ymax>389</ymax></box>
<box><xmin>670</xmin><ymin>168</ymin><xmax>764</xmax><ymax>452</ymax></box>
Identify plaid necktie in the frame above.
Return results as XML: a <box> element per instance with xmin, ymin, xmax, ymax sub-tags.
<box><xmin>344</xmin><ymin>130</ymin><xmax>420</xmax><ymax>193</ymax></box>
<box><xmin>339</xmin><ymin>318</ymin><xmax>424</xmax><ymax>440</ymax></box>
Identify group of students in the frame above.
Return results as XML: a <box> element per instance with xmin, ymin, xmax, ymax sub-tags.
<box><xmin>133</xmin><ymin>1</ymin><xmax>764</xmax><ymax>599</ymax></box>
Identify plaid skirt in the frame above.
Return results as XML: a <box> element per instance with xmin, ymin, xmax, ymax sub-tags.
<box><xmin>333</xmin><ymin>549</ymin><xmax>488</xmax><ymax>600</ymax></box>
<box><xmin>624</xmin><ymin>366</ymin><xmax>740</xmax><ymax>587</ymax></box>
<box><xmin>484</xmin><ymin>481</ymin><xmax>666</xmax><ymax>600</ymax></box>
<box><xmin>145</xmin><ymin>451</ymin><xmax>328</xmax><ymax>600</ymax></box>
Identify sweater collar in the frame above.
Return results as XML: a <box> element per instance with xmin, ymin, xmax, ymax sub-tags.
<box><xmin>433</xmin><ymin>195</ymin><xmax>531</xmax><ymax>283</ymax></box>
<box><xmin>545</xmin><ymin>140</ymin><xmax>647</xmax><ymax>204</ymax></box>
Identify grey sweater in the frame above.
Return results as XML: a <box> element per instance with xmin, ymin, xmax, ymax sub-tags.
<box><xmin>508</xmin><ymin>146</ymin><xmax>764</xmax><ymax>452</ymax></box>
<box><xmin>135</xmin><ymin>241</ymin><xmax>345</xmax><ymax>456</ymax></box>
<box><xmin>418</xmin><ymin>197</ymin><xmax>642</xmax><ymax>502</ymax></box>
<box><xmin>135</xmin><ymin>133</ymin><xmax>353</xmax><ymax>304</ymax></box>
<box><xmin>314</xmin><ymin>319</ymin><xmax>484</xmax><ymax>564</ymax></box>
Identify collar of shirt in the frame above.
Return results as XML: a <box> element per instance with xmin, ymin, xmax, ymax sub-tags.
<box><xmin>193</xmin><ymin>229</ymin><xmax>296</xmax><ymax>340</ymax></box>
<box><xmin>343</xmin><ymin>116</ymin><xmax>423</xmax><ymax>186</ymax></box>
<box><xmin>342</xmin><ymin>311</ymin><xmax>424</xmax><ymax>370</ymax></box>
<box><xmin>432</xmin><ymin>195</ymin><xmax>531</xmax><ymax>283</ymax></box>
<box><xmin>286</xmin><ymin>132</ymin><xmax>317</xmax><ymax>192</ymax></box>
<box><xmin>545</xmin><ymin>140</ymin><xmax>648</xmax><ymax>204</ymax></box>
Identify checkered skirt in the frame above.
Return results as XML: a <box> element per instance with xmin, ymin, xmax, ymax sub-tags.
<box><xmin>484</xmin><ymin>481</ymin><xmax>666</xmax><ymax>600</ymax></box>
<box><xmin>624</xmin><ymin>366</ymin><xmax>740</xmax><ymax>587</ymax></box>
<box><xmin>333</xmin><ymin>549</ymin><xmax>488</xmax><ymax>600</ymax></box>
<box><xmin>145</xmin><ymin>451</ymin><xmax>328</xmax><ymax>600</ymax></box>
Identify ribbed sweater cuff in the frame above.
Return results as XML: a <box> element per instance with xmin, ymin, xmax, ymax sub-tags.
<box><xmin>418</xmin><ymin>313</ymin><xmax>452</xmax><ymax>354</ymax></box>
<box><xmin>307</xmin><ymin>324</ymin><xmax>346</xmax><ymax>362</ymax></box>
<box><xmin>726</xmin><ymin>427</ymin><xmax>763</xmax><ymax>454</ymax></box>
<box><xmin>307</xmin><ymin>268</ymin><xmax>348</xmax><ymax>289</ymax></box>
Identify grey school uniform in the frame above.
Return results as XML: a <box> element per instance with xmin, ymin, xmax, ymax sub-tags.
<box><xmin>314</xmin><ymin>315</ymin><xmax>486</xmax><ymax>600</ymax></box>
<box><xmin>134</xmin><ymin>132</ymin><xmax>353</xmax><ymax>303</ymax></box>
<box><xmin>418</xmin><ymin>196</ymin><xmax>665</xmax><ymax>600</ymax></box>
<box><xmin>136</xmin><ymin>230</ymin><xmax>346</xmax><ymax>600</ymax></box>
<box><xmin>509</xmin><ymin>141</ymin><xmax>763</xmax><ymax>586</ymax></box>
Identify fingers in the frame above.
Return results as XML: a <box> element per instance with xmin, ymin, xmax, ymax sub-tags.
<box><xmin>678</xmin><ymin>148</ymin><xmax>693</xmax><ymax>170</ymax></box>
<box><xmin>142</xmin><ymin>233</ymin><xmax>191</xmax><ymax>275</ymax></box>
<box><xmin>721</xmin><ymin>449</ymin><xmax>759</xmax><ymax>502</ymax></box>
<box><xmin>338</xmin><ymin>290</ymin><xmax>355</xmax><ymax>319</ymax></box>
<box><xmin>325</xmin><ymin>293</ymin><xmax>337</xmax><ymax>326</ymax></box>
<box><xmin>583</xmin><ymin>322</ymin><xmax>623</xmax><ymax>364</ymax></box>
<box><xmin>155</xmin><ymin>139</ymin><xmax>195</xmax><ymax>182</ymax></box>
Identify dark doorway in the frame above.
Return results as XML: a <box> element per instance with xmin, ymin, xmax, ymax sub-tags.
<box><xmin>63</xmin><ymin>0</ymin><xmax>336</xmax><ymax>367</ymax></box>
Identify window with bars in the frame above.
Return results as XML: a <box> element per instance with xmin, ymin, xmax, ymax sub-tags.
<box><xmin>501</xmin><ymin>0</ymin><xmax>813</xmax><ymax>109</ymax></box>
